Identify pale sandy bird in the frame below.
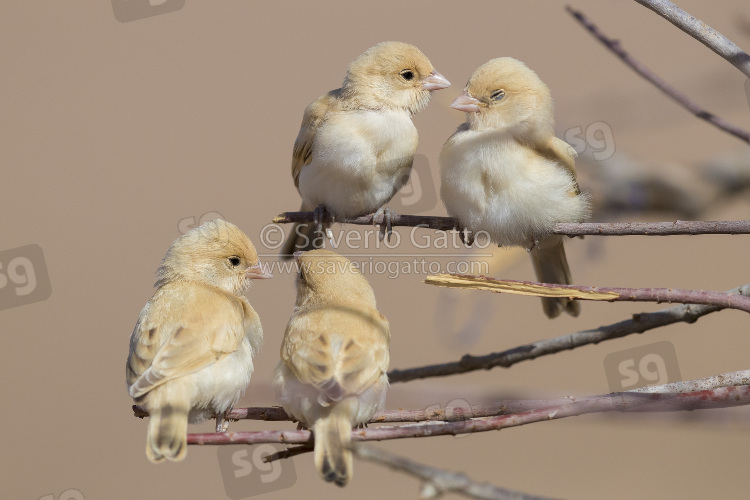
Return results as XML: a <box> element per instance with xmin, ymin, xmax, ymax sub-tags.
<box><xmin>281</xmin><ymin>41</ymin><xmax>450</xmax><ymax>258</ymax></box>
<box><xmin>126</xmin><ymin>219</ymin><xmax>272</xmax><ymax>462</ymax></box>
<box><xmin>440</xmin><ymin>58</ymin><xmax>590</xmax><ymax>318</ymax></box>
<box><xmin>273</xmin><ymin>250</ymin><xmax>390</xmax><ymax>485</ymax></box>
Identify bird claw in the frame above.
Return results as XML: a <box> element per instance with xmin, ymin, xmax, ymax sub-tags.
<box><xmin>313</xmin><ymin>205</ymin><xmax>335</xmax><ymax>245</ymax></box>
<box><xmin>216</xmin><ymin>414</ymin><xmax>230</xmax><ymax>433</ymax></box>
<box><xmin>525</xmin><ymin>239</ymin><xmax>540</xmax><ymax>252</ymax></box>
<box><xmin>374</xmin><ymin>208</ymin><xmax>394</xmax><ymax>243</ymax></box>
<box><xmin>456</xmin><ymin>225</ymin><xmax>474</xmax><ymax>247</ymax></box>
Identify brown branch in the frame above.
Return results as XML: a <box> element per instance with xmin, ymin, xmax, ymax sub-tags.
<box><xmin>390</xmin><ymin>284</ymin><xmax>750</xmax><ymax>382</ymax></box>
<box><xmin>354</xmin><ymin>445</ymin><xmax>559</xmax><ymax>500</ymax></box>
<box><xmin>423</xmin><ymin>275</ymin><xmax>750</xmax><ymax>313</ymax></box>
<box><xmin>566</xmin><ymin>6</ymin><xmax>750</xmax><ymax>143</ymax></box>
<box><xmin>631</xmin><ymin>0</ymin><xmax>750</xmax><ymax>78</ymax></box>
<box><xmin>273</xmin><ymin>212</ymin><xmax>750</xmax><ymax>236</ymax></box>
<box><xmin>186</xmin><ymin>384</ymin><xmax>750</xmax><ymax>446</ymax></box>
<box><xmin>134</xmin><ymin>401</ymin><xmax>558</xmax><ymax>423</ymax></box>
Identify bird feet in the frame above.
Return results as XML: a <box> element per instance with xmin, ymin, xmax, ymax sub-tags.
<box><xmin>525</xmin><ymin>239</ymin><xmax>540</xmax><ymax>252</ymax></box>
<box><xmin>373</xmin><ymin>207</ymin><xmax>394</xmax><ymax>242</ymax></box>
<box><xmin>455</xmin><ymin>224</ymin><xmax>474</xmax><ymax>247</ymax></box>
<box><xmin>313</xmin><ymin>205</ymin><xmax>335</xmax><ymax>243</ymax></box>
<box><xmin>216</xmin><ymin>414</ymin><xmax>230</xmax><ymax>433</ymax></box>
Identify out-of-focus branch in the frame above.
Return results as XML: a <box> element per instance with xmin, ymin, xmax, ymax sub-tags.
<box><xmin>576</xmin><ymin>151</ymin><xmax>750</xmax><ymax>219</ymax></box>
<box><xmin>423</xmin><ymin>275</ymin><xmax>750</xmax><ymax>313</ymax></box>
<box><xmin>273</xmin><ymin>212</ymin><xmax>750</xmax><ymax>236</ymax></box>
<box><xmin>354</xmin><ymin>445</ymin><xmax>559</xmax><ymax>500</ymax></box>
<box><xmin>389</xmin><ymin>285</ymin><xmax>750</xmax><ymax>383</ymax></box>
<box><xmin>186</xmin><ymin>382</ymin><xmax>750</xmax><ymax>446</ymax></box>
<box><xmin>631</xmin><ymin>0</ymin><xmax>750</xmax><ymax>78</ymax></box>
<box><xmin>566</xmin><ymin>6</ymin><xmax>750</xmax><ymax>143</ymax></box>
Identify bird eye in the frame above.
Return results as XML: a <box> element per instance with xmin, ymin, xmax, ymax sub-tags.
<box><xmin>400</xmin><ymin>69</ymin><xmax>415</xmax><ymax>81</ymax></box>
<box><xmin>228</xmin><ymin>256</ymin><xmax>241</xmax><ymax>267</ymax></box>
<box><xmin>491</xmin><ymin>89</ymin><xmax>506</xmax><ymax>101</ymax></box>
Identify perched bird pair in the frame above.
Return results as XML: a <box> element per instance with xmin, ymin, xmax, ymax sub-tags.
<box><xmin>127</xmin><ymin>220</ymin><xmax>387</xmax><ymax>487</ymax></box>
<box><xmin>281</xmin><ymin>42</ymin><xmax>589</xmax><ymax>318</ymax></box>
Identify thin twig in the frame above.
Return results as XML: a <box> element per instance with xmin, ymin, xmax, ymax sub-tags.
<box><xmin>631</xmin><ymin>0</ymin><xmax>750</xmax><ymax>78</ymax></box>
<box><xmin>390</xmin><ymin>284</ymin><xmax>750</xmax><ymax>382</ymax></box>
<box><xmin>566</xmin><ymin>6</ymin><xmax>750</xmax><ymax>144</ymax></box>
<box><xmin>133</xmin><ymin>401</ymin><xmax>558</xmax><ymax>423</ymax></box>
<box><xmin>186</xmin><ymin>383</ymin><xmax>750</xmax><ymax>446</ymax></box>
<box><xmin>273</xmin><ymin>213</ymin><xmax>750</xmax><ymax>236</ymax></box>
<box><xmin>354</xmin><ymin>445</ymin><xmax>559</xmax><ymax>500</ymax></box>
<box><xmin>423</xmin><ymin>275</ymin><xmax>750</xmax><ymax>313</ymax></box>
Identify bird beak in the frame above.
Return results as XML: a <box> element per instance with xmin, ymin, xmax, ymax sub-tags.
<box><xmin>422</xmin><ymin>71</ymin><xmax>451</xmax><ymax>91</ymax></box>
<box><xmin>450</xmin><ymin>90</ymin><xmax>481</xmax><ymax>113</ymax></box>
<box><xmin>246</xmin><ymin>262</ymin><xmax>273</xmax><ymax>280</ymax></box>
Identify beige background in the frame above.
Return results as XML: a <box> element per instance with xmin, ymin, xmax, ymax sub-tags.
<box><xmin>2</xmin><ymin>1</ymin><xmax>750</xmax><ymax>499</ymax></box>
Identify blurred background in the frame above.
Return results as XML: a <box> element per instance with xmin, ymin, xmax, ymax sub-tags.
<box><xmin>2</xmin><ymin>1</ymin><xmax>749</xmax><ymax>499</ymax></box>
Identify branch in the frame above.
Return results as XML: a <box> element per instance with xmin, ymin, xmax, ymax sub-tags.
<box><xmin>186</xmin><ymin>382</ymin><xmax>750</xmax><ymax>446</ymax></box>
<box><xmin>273</xmin><ymin>213</ymin><xmax>750</xmax><ymax>236</ymax></box>
<box><xmin>389</xmin><ymin>284</ymin><xmax>750</xmax><ymax>383</ymax></box>
<box><xmin>631</xmin><ymin>0</ymin><xmax>750</xmax><ymax>78</ymax></box>
<box><xmin>423</xmin><ymin>275</ymin><xmax>750</xmax><ymax>313</ymax></box>
<box><xmin>134</xmin><ymin>401</ymin><xmax>567</xmax><ymax>423</ymax></box>
<box><xmin>354</xmin><ymin>445</ymin><xmax>559</xmax><ymax>500</ymax></box>
<box><xmin>566</xmin><ymin>6</ymin><xmax>750</xmax><ymax>143</ymax></box>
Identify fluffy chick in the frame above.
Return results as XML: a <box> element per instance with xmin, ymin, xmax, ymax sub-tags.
<box><xmin>126</xmin><ymin>219</ymin><xmax>272</xmax><ymax>462</ymax></box>
<box><xmin>273</xmin><ymin>250</ymin><xmax>390</xmax><ymax>485</ymax></box>
<box><xmin>440</xmin><ymin>58</ymin><xmax>590</xmax><ymax>318</ymax></box>
<box><xmin>281</xmin><ymin>41</ymin><xmax>450</xmax><ymax>258</ymax></box>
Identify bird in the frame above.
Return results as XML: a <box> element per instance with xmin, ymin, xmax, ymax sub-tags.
<box><xmin>273</xmin><ymin>250</ymin><xmax>390</xmax><ymax>486</ymax></box>
<box><xmin>439</xmin><ymin>57</ymin><xmax>590</xmax><ymax>318</ymax></box>
<box><xmin>280</xmin><ymin>41</ymin><xmax>451</xmax><ymax>259</ymax></box>
<box><xmin>126</xmin><ymin>219</ymin><xmax>272</xmax><ymax>462</ymax></box>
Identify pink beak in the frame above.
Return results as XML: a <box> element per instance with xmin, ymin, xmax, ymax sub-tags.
<box><xmin>246</xmin><ymin>262</ymin><xmax>273</xmax><ymax>280</ymax></box>
<box><xmin>422</xmin><ymin>71</ymin><xmax>451</xmax><ymax>91</ymax></box>
<box><xmin>450</xmin><ymin>91</ymin><xmax>481</xmax><ymax>113</ymax></box>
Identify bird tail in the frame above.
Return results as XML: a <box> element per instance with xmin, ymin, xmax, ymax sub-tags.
<box><xmin>145</xmin><ymin>395</ymin><xmax>190</xmax><ymax>463</ymax></box>
<box><xmin>313</xmin><ymin>404</ymin><xmax>354</xmax><ymax>487</ymax></box>
<box><xmin>280</xmin><ymin>204</ymin><xmax>325</xmax><ymax>260</ymax></box>
<box><xmin>530</xmin><ymin>237</ymin><xmax>580</xmax><ymax>318</ymax></box>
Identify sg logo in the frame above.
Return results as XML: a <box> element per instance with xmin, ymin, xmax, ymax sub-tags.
<box><xmin>388</xmin><ymin>154</ymin><xmax>439</xmax><ymax>215</ymax></box>
<box><xmin>38</xmin><ymin>489</ymin><xmax>84</xmax><ymax>500</ymax></box>
<box><xmin>604</xmin><ymin>341</ymin><xmax>682</xmax><ymax>392</ymax></box>
<box><xmin>112</xmin><ymin>0</ymin><xmax>186</xmax><ymax>23</ymax></box>
<box><xmin>218</xmin><ymin>444</ymin><xmax>296</xmax><ymax>499</ymax></box>
<box><xmin>0</xmin><ymin>244</ymin><xmax>52</xmax><ymax>311</ymax></box>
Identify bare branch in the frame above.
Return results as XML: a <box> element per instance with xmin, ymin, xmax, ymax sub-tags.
<box><xmin>354</xmin><ymin>445</ymin><xmax>559</xmax><ymax>500</ymax></box>
<box><xmin>631</xmin><ymin>0</ymin><xmax>750</xmax><ymax>78</ymax></box>
<box><xmin>565</xmin><ymin>6</ymin><xmax>750</xmax><ymax>143</ymax></box>
<box><xmin>423</xmin><ymin>275</ymin><xmax>750</xmax><ymax>313</ymax></box>
<box><xmin>553</xmin><ymin>220</ymin><xmax>750</xmax><ymax>236</ymax></box>
<box><xmin>273</xmin><ymin>212</ymin><xmax>750</xmax><ymax>236</ymax></box>
<box><xmin>630</xmin><ymin>369</ymin><xmax>750</xmax><ymax>393</ymax></box>
<box><xmin>186</xmin><ymin>383</ymin><xmax>750</xmax><ymax>446</ymax></box>
<box><xmin>389</xmin><ymin>285</ymin><xmax>750</xmax><ymax>383</ymax></box>
<box><xmin>134</xmin><ymin>401</ymin><xmax>558</xmax><ymax>424</ymax></box>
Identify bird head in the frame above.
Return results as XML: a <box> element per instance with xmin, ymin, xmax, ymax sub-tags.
<box><xmin>342</xmin><ymin>41</ymin><xmax>450</xmax><ymax>114</ymax></box>
<box><xmin>451</xmin><ymin>57</ymin><xmax>554</xmax><ymax>141</ymax></box>
<box><xmin>293</xmin><ymin>249</ymin><xmax>376</xmax><ymax>310</ymax></box>
<box><xmin>155</xmin><ymin>219</ymin><xmax>272</xmax><ymax>295</ymax></box>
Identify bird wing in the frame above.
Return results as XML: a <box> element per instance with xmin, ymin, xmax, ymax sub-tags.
<box><xmin>532</xmin><ymin>136</ymin><xmax>580</xmax><ymax>195</ymax></box>
<box><xmin>127</xmin><ymin>284</ymin><xmax>247</xmax><ymax>399</ymax></box>
<box><xmin>281</xmin><ymin>305</ymin><xmax>390</xmax><ymax>401</ymax></box>
<box><xmin>292</xmin><ymin>90</ymin><xmax>341</xmax><ymax>188</ymax></box>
